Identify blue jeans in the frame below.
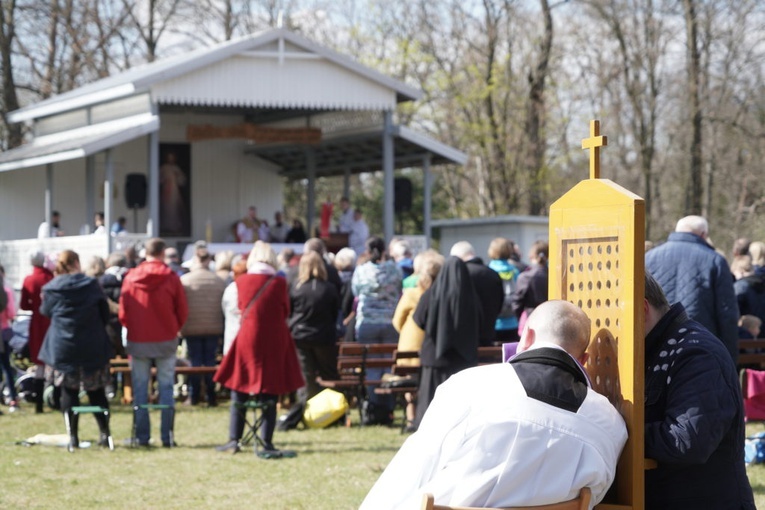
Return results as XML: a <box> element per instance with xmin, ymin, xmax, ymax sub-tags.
<box><xmin>355</xmin><ymin>321</ymin><xmax>397</xmax><ymax>411</ymax></box>
<box><xmin>0</xmin><ymin>343</ymin><xmax>17</xmax><ymax>401</ymax></box>
<box><xmin>131</xmin><ymin>355</ymin><xmax>175</xmax><ymax>444</ymax></box>
<box><xmin>185</xmin><ymin>335</ymin><xmax>218</xmax><ymax>404</ymax></box>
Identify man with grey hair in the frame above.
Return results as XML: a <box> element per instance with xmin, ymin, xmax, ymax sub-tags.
<box><xmin>361</xmin><ymin>300</ymin><xmax>627</xmax><ymax>509</ymax></box>
<box><xmin>645</xmin><ymin>215</ymin><xmax>739</xmax><ymax>363</ymax></box>
<box><xmin>450</xmin><ymin>241</ymin><xmax>504</xmax><ymax>346</ymax></box>
<box><xmin>389</xmin><ymin>238</ymin><xmax>414</xmax><ymax>278</ymax></box>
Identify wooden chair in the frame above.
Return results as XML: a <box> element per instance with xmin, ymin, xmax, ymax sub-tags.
<box><xmin>420</xmin><ymin>487</ymin><xmax>591</xmax><ymax>510</ymax></box>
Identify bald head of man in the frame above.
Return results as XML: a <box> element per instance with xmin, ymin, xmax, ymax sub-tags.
<box><xmin>517</xmin><ymin>300</ymin><xmax>591</xmax><ymax>364</ymax></box>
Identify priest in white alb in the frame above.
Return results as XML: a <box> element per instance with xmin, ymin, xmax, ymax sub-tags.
<box><xmin>360</xmin><ymin>300</ymin><xmax>627</xmax><ymax>510</ymax></box>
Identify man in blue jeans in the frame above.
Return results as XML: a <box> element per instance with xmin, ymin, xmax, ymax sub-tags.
<box><xmin>180</xmin><ymin>243</ymin><xmax>225</xmax><ymax>406</ymax></box>
<box><xmin>120</xmin><ymin>238</ymin><xmax>188</xmax><ymax>447</ymax></box>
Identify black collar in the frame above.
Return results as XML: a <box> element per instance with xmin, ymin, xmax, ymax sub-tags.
<box><xmin>510</xmin><ymin>347</ymin><xmax>589</xmax><ymax>387</ymax></box>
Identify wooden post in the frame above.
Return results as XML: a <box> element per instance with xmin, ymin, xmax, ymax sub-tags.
<box><xmin>549</xmin><ymin>120</ymin><xmax>645</xmax><ymax>510</ymax></box>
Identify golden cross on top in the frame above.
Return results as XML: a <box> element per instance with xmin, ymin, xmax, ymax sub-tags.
<box><xmin>582</xmin><ymin>120</ymin><xmax>608</xmax><ymax>179</ymax></box>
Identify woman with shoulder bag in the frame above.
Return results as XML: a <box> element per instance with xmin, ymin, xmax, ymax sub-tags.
<box><xmin>214</xmin><ymin>241</ymin><xmax>304</xmax><ymax>455</ymax></box>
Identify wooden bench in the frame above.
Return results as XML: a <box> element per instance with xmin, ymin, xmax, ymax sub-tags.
<box><xmin>738</xmin><ymin>339</ymin><xmax>765</xmax><ymax>369</ymax></box>
<box><xmin>317</xmin><ymin>343</ymin><xmax>398</xmax><ymax>424</ymax></box>
<box><xmin>110</xmin><ymin>359</ymin><xmax>219</xmax><ymax>404</ymax></box>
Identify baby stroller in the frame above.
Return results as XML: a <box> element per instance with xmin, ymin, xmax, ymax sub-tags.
<box><xmin>1</xmin><ymin>314</ymin><xmax>35</xmax><ymax>406</ymax></box>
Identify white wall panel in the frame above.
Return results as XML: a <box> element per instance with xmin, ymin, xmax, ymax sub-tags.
<box><xmin>153</xmin><ymin>55</ymin><xmax>397</xmax><ymax>110</ymax></box>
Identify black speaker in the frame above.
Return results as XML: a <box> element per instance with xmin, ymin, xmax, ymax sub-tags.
<box><xmin>125</xmin><ymin>173</ymin><xmax>147</xmax><ymax>209</ymax></box>
<box><xmin>394</xmin><ymin>177</ymin><xmax>413</xmax><ymax>213</ymax></box>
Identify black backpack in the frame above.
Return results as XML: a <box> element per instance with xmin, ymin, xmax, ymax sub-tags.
<box><xmin>497</xmin><ymin>275</ymin><xmax>517</xmax><ymax>319</ymax></box>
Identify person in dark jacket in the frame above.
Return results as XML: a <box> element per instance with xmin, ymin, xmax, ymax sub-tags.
<box><xmin>39</xmin><ymin>250</ymin><xmax>114</xmax><ymax>450</ymax></box>
<box><xmin>510</xmin><ymin>240</ymin><xmax>549</xmax><ymax>333</ymax></box>
<box><xmin>99</xmin><ymin>251</ymin><xmax>129</xmax><ymax>358</ymax></box>
<box><xmin>734</xmin><ymin>259</ymin><xmax>765</xmax><ymax>325</ymax></box>
<box><xmin>643</xmin><ymin>272</ymin><xmax>754</xmax><ymax>509</ymax></box>
<box><xmin>450</xmin><ymin>241</ymin><xmax>504</xmax><ymax>346</ymax></box>
<box><xmin>289</xmin><ymin>252</ymin><xmax>341</xmax><ymax>410</ymax></box>
<box><xmin>286</xmin><ymin>238</ymin><xmax>343</xmax><ymax>294</ymax></box>
<box><xmin>412</xmin><ymin>256</ymin><xmax>479</xmax><ymax>428</ymax></box>
<box><xmin>645</xmin><ymin>215</ymin><xmax>739</xmax><ymax>364</ymax></box>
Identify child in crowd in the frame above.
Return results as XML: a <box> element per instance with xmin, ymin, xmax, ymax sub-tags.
<box><xmin>739</xmin><ymin>314</ymin><xmax>762</xmax><ymax>340</ymax></box>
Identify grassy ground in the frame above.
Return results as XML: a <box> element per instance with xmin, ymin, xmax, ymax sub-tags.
<box><xmin>1</xmin><ymin>401</ymin><xmax>764</xmax><ymax>509</ymax></box>
<box><xmin>0</xmin><ymin>401</ymin><xmax>407</xmax><ymax>509</ymax></box>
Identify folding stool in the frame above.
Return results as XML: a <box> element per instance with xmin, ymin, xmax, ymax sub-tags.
<box><xmin>235</xmin><ymin>399</ymin><xmax>296</xmax><ymax>459</ymax></box>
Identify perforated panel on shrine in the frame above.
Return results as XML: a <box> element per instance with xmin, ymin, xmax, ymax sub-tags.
<box><xmin>548</xmin><ymin>121</ymin><xmax>646</xmax><ymax>510</ymax></box>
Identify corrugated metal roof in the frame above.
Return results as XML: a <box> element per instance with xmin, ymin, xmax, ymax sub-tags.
<box><xmin>247</xmin><ymin>125</ymin><xmax>467</xmax><ymax>178</ymax></box>
<box><xmin>8</xmin><ymin>28</ymin><xmax>421</xmax><ymax>123</ymax></box>
<box><xmin>0</xmin><ymin>113</ymin><xmax>159</xmax><ymax>172</ymax></box>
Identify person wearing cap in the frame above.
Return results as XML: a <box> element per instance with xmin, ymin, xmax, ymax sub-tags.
<box><xmin>361</xmin><ymin>300</ymin><xmax>627</xmax><ymax>509</ymax></box>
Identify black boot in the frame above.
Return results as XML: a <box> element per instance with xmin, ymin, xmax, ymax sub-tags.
<box><xmin>65</xmin><ymin>411</ymin><xmax>79</xmax><ymax>452</ymax></box>
<box><xmin>94</xmin><ymin>412</ymin><xmax>111</xmax><ymax>447</ymax></box>
<box><xmin>34</xmin><ymin>379</ymin><xmax>44</xmax><ymax>414</ymax></box>
<box><xmin>52</xmin><ymin>385</ymin><xmax>62</xmax><ymax>411</ymax></box>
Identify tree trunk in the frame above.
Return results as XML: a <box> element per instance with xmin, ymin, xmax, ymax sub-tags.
<box><xmin>683</xmin><ymin>0</ymin><xmax>703</xmax><ymax>214</ymax></box>
<box><xmin>525</xmin><ymin>0</ymin><xmax>553</xmax><ymax>215</ymax></box>
<box><xmin>0</xmin><ymin>0</ymin><xmax>22</xmax><ymax>148</ymax></box>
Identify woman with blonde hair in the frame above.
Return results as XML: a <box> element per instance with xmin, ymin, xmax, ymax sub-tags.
<box><xmin>214</xmin><ymin>241</ymin><xmax>304</xmax><ymax>455</ymax></box>
<box><xmin>39</xmin><ymin>250</ymin><xmax>114</xmax><ymax>450</ymax></box>
<box><xmin>288</xmin><ymin>252</ymin><xmax>341</xmax><ymax>419</ymax></box>
<box><xmin>392</xmin><ymin>249</ymin><xmax>443</xmax><ymax>431</ymax></box>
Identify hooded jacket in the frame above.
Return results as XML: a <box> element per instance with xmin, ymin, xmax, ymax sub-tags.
<box><xmin>119</xmin><ymin>260</ymin><xmax>188</xmax><ymax>343</ymax></box>
<box><xmin>39</xmin><ymin>273</ymin><xmax>113</xmax><ymax>373</ymax></box>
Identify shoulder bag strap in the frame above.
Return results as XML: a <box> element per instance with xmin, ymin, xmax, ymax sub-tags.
<box><xmin>241</xmin><ymin>275</ymin><xmax>276</xmax><ymax>320</ymax></box>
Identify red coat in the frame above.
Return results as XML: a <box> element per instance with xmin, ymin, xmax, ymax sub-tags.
<box><xmin>119</xmin><ymin>260</ymin><xmax>188</xmax><ymax>342</ymax></box>
<box><xmin>214</xmin><ymin>274</ymin><xmax>304</xmax><ymax>395</ymax></box>
<box><xmin>20</xmin><ymin>266</ymin><xmax>54</xmax><ymax>364</ymax></box>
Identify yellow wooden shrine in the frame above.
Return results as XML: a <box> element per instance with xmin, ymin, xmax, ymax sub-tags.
<box><xmin>549</xmin><ymin>120</ymin><xmax>646</xmax><ymax>509</ymax></box>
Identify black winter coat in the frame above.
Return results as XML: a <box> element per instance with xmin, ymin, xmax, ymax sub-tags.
<box><xmin>289</xmin><ymin>278</ymin><xmax>340</xmax><ymax>345</ymax></box>
<box><xmin>464</xmin><ymin>258</ymin><xmax>504</xmax><ymax>346</ymax></box>
<box><xmin>644</xmin><ymin>303</ymin><xmax>754</xmax><ymax>509</ymax></box>
<box><xmin>39</xmin><ymin>273</ymin><xmax>113</xmax><ymax>373</ymax></box>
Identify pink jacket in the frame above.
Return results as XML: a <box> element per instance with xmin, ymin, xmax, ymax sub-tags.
<box><xmin>1</xmin><ymin>285</ymin><xmax>15</xmax><ymax>330</ymax></box>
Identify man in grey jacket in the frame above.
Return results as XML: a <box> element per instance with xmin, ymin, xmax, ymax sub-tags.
<box><xmin>181</xmin><ymin>244</ymin><xmax>226</xmax><ymax>406</ymax></box>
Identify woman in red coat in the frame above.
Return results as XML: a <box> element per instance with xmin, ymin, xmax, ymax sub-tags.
<box><xmin>20</xmin><ymin>250</ymin><xmax>54</xmax><ymax>413</ymax></box>
<box><xmin>214</xmin><ymin>241</ymin><xmax>304</xmax><ymax>455</ymax></box>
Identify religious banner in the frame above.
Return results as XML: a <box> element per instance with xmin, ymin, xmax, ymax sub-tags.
<box><xmin>548</xmin><ymin>120</ymin><xmax>646</xmax><ymax>510</ymax></box>
<box><xmin>186</xmin><ymin>123</ymin><xmax>322</xmax><ymax>144</ymax></box>
<box><xmin>159</xmin><ymin>143</ymin><xmax>192</xmax><ymax>238</ymax></box>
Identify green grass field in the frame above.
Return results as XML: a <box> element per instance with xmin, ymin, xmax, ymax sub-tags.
<box><xmin>1</xmin><ymin>402</ymin><xmax>763</xmax><ymax>509</ymax></box>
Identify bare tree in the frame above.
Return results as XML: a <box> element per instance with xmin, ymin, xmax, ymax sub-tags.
<box><xmin>0</xmin><ymin>0</ymin><xmax>22</xmax><ymax>148</ymax></box>
<box><xmin>525</xmin><ymin>0</ymin><xmax>553</xmax><ymax>215</ymax></box>
<box><xmin>580</xmin><ymin>0</ymin><xmax>669</xmax><ymax>238</ymax></box>
<box><xmin>683</xmin><ymin>0</ymin><xmax>703</xmax><ymax>214</ymax></box>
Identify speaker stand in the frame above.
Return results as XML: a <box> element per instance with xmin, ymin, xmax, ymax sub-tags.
<box><xmin>132</xmin><ymin>207</ymin><xmax>139</xmax><ymax>233</ymax></box>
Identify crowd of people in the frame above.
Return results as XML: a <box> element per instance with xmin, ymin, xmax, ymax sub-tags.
<box><xmin>231</xmin><ymin>199</ymin><xmax>370</xmax><ymax>256</ymax></box>
<box><xmin>0</xmin><ymin>211</ymin><xmax>758</xmax><ymax>508</ymax></box>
